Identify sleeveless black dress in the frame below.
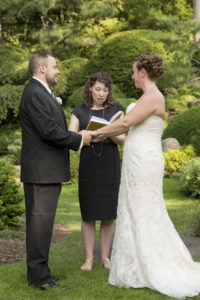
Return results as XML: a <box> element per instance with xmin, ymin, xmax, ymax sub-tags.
<box><xmin>72</xmin><ymin>102</ymin><xmax>123</xmax><ymax>221</ymax></box>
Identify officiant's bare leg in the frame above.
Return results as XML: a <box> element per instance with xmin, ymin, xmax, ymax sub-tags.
<box><xmin>100</xmin><ymin>220</ymin><xmax>113</xmax><ymax>269</ymax></box>
<box><xmin>81</xmin><ymin>220</ymin><xmax>96</xmax><ymax>270</ymax></box>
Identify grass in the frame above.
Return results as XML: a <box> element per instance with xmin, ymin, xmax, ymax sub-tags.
<box><xmin>0</xmin><ymin>178</ymin><xmax>200</xmax><ymax>300</ymax></box>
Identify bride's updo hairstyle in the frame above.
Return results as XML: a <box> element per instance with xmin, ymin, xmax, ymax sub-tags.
<box><xmin>135</xmin><ymin>53</ymin><xmax>164</xmax><ymax>81</ymax></box>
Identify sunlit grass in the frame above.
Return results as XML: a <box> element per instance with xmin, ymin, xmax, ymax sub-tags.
<box><xmin>0</xmin><ymin>178</ymin><xmax>200</xmax><ymax>300</ymax></box>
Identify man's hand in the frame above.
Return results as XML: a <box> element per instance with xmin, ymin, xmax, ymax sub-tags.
<box><xmin>80</xmin><ymin>130</ymin><xmax>92</xmax><ymax>146</ymax></box>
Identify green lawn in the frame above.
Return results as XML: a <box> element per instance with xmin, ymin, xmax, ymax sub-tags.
<box><xmin>0</xmin><ymin>178</ymin><xmax>200</xmax><ymax>300</ymax></box>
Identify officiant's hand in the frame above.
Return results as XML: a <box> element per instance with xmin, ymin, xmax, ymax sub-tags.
<box><xmin>80</xmin><ymin>130</ymin><xmax>92</xmax><ymax>146</ymax></box>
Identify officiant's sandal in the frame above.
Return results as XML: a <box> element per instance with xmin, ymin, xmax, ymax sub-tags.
<box><xmin>80</xmin><ymin>259</ymin><xmax>93</xmax><ymax>271</ymax></box>
<box><xmin>101</xmin><ymin>258</ymin><xmax>110</xmax><ymax>269</ymax></box>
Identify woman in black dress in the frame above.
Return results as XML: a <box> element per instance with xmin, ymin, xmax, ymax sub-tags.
<box><xmin>69</xmin><ymin>72</ymin><xmax>125</xmax><ymax>270</ymax></box>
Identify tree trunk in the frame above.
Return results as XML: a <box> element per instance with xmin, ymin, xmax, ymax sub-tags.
<box><xmin>0</xmin><ymin>20</ymin><xmax>2</xmax><ymax>44</ymax></box>
<box><xmin>41</xmin><ymin>14</ymin><xmax>49</xmax><ymax>32</ymax></box>
<box><xmin>193</xmin><ymin>0</ymin><xmax>200</xmax><ymax>41</ymax></box>
<box><xmin>60</xmin><ymin>8</ymin><xmax>64</xmax><ymax>24</ymax></box>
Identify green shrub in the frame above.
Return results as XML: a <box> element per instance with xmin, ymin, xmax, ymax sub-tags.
<box><xmin>0</xmin><ymin>84</ymin><xmax>24</xmax><ymax>123</ymax></box>
<box><xmin>179</xmin><ymin>158</ymin><xmax>200</xmax><ymax>199</ymax></box>
<box><xmin>7</xmin><ymin>131</ymin><xmax>22</xmax><ymax>165</ymax></box>
<box><xmin>0</xmin><ymin>123</ymin><xmax>20</xmax><ymax>156</ymax></box>
<box><xmin>84</xmin><ymin>30</ymin><xmax>166</xmax><ymax>98</ymax></box>
<box><xmin>139</xmin><ymin>30</ymin><xmax>197</xmax><ymax>92</ymax></box>
<box><xmin>0</xmin><ymin>45</ymin><xmax>30</xmax><ymax>85</ymax></box>
<box><xmin>52</xmin><ymin>57</ymin><xmax>89</xmax><ymax>103</ymax></box>
<box><xmin>67</xmin><ymin>84</ymin><xmax>125</xmax><ymax>108</ymax></box>
<box><xmin>163</xmin><ymin>105</ymin><xmax>200</xmax><ymax>149</ymax></box>
<box><xmin>66</xmin><ymin>86</ymin><xmax>85</xmax><ymax>108</ymax></box>
<box><xmin>166</xmin><ymin>94</ymin><xmax>196</xmax><ymax>112</ymax></box>
<box><xmin>163</xmin><ymin>145</ymin><xmax>196</xmax><ymax>177</ymax></box>
<box><xmin>69</xmin><ymin>150</ymin><xmax>80</xmax><ymax>180</ymax></box>
<box><xmin>191</xmin><ymin>129</ymin><xmax>200</xmax><ymax>156</ymax></box>
<box><xmin>165</xmin><ymin>86</ymin><xmax>199</xmax><ymax>112</ymax></box>
<box><xmin>116</xmin><ymin>98</ymin><xmax>136</xmax><ymax>111</ymax></box>
<box><xmin>0</xmin><ymin>157</ymin><xmax>24</xmax><ymax>230</ymax></box>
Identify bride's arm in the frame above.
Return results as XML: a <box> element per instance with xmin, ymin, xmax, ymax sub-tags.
<box><xmin>93</xmin><ymin>94</ymin><xmax>161</xmax><ymax>138</ymax></box>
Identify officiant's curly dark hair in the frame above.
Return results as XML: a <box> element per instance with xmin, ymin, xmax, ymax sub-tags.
<box><xmin>83</xmin><ymin>72</ymin><xmax>115</xmax><ymax>108</ymax></box>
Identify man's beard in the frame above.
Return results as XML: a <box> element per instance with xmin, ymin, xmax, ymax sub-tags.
<box><xmin>46</xmin><ymin>75</ymin><xmax>57</xmax><ymax>87</ymax></box>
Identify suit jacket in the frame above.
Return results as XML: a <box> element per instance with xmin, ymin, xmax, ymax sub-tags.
<box><xmin>19</xmin><ymin>78</ymin><xmax>82</xmax><ymax>183</ymax></box>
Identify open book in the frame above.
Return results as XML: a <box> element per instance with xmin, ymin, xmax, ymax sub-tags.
<box><xmin>87</xmin><ymin>110</ymin><xmax>123</xmax><ymax>131</ymax></box>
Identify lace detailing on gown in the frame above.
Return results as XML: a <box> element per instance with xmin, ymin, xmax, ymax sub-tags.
<box><xmin>108</xmin><ymin>103</ymin><xmax>200</xmax><ymax>299</ymax></box>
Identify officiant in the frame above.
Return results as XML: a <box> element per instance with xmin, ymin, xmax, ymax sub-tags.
<box><xmin>69</xmin><ymin>72</ymin><xmax>125</xmax><ymax>270</ymax></box>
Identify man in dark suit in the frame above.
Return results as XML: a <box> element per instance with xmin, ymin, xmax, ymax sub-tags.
<box><xmin>19</xmin><ymin>51</ymin><xmax>91</xmax><ymax>290</ymax></box>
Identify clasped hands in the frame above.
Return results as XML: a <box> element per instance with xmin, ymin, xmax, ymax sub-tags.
<box><xmin>80</xmin><ymin>130</ymin><xmax>106</xmax><ymax>146</ymax></box>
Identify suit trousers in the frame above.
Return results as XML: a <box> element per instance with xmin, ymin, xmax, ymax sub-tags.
<box><xmin>24</xmin><ymin>183</ymin><xmax>61</xmax><ymax>285</ymax></box>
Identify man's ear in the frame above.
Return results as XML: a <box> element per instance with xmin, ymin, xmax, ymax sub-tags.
<box><xmin>40</xmin><ymin>64</ymin><xmax>46</xmax><ymax>74</ymax></box>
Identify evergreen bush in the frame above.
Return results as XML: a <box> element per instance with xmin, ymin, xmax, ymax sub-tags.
<box><xmin>116</xmin><ymin>98</ymin><xmax>136</xmax><ymax>111</ymax></box>
<box><xmin>163</xmin><ymin>145</ymin><xmax>196</xmax><ymax>177</ymax></box>
<box><xmin>0</xmin><ymin>158</ymin><xmax>24</xmax><ymax>230</ymax></box>
<box><xmin>52</xmin><ymin>57</ymin><xmax>89</xmax><ymax>103</ymax></box>
<box><xmin>163</xmin><ymin>105</ymin><xmax>200</xmax><ymax>150</ymax></box>
<box><xmin>0</xmin><ymin>46</ymin><xmax>30</xmax><ymax>85</ymax></box>
<box><xmin>84</xmin><ymin>30</ymin><xmax>166</xmax><ymax>98</ymax></box>
<box><xmin>0</xmin><ymin>84</ymin><xmax>24</xmax><ymax>123</ymax></box>
<box><xmin>7</xmin><ymin>131</ymin><xmax>22</xmax><ymax>165</ymax></box>
<box><xmin>191</xmin><ymin>129</ymin><xmax>200</xmax><ymax>156</ymax></box>
<box><xmin>179</xmin><ymin>158</ymin><xmax>200</xmax><ymax>199</ymax></box>
<box><xmin>0</xmin><ymin>123</ymin><xmax>20</xmax><ymax>156</ymax></box>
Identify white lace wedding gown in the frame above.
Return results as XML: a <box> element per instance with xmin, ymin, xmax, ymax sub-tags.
<box><xmin>108</xmin><ymin>103</ymin><xmax>200</xmax><ymax>299</ymax></box>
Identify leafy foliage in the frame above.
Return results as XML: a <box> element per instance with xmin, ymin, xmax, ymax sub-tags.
<box><xmin>163</xmin><ymin>105</ymin><xmax>200</xmax><ymax>150</ymax></box>
<box><xmin>0</xmin><ymin>46</ymin><xmax>30</xmax><ymax>85</ymax></box>
<box><xmin>165</xmin><ymin>86</ymin><xmax>197</xmax><ymax>112</ymax></box>
<box><xmin>0</xmin><ymin>157</ymin><xmax>24</xmax><ymax>230</ymax></box>
<box><xmin>119</xmin><ymin>0</ymin><xmax>193</xmax><ymax>29</ymax></box>
<box><xmin>85</xmin><ymin>30</ymin><xmax>166</xmax><ymax>98</ymax></box>
<box><xmin>163</xmin><ymin>145</ymin><xmax>196</xmax><ymax>177</ymax></box>
<box><xmin>191</xmin><ymin>129</ymin><xmax>200</xmax><ymax>156</ymax></box>
<box><xmin>179</xmin><ymin>157</ymin><xmax>200</xmax><ymax>198</ymax></box>
<box><xmin>7</xmin><ymin>131</ymin><xmax>22</xmax><ymax>165</ymax></box>
<box><xmin>52</xmin><ymin>57</ymin><xmax>88</xmax><ymax>102</ymax></box>
<box><xmin>0</xmin><ymin>85</ymin><xmax>24</xmax><ymax>123</ymax></box>
<box><xmin>116</xmin><ymin>98</ymin><xmax>136</xmax><ymax>111</ymax></box>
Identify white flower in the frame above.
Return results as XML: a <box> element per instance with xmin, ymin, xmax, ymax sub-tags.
<box><xmin>56</xmin><ymin>97</ymin><xmax>62</xmax><ymax>105</ymax></box>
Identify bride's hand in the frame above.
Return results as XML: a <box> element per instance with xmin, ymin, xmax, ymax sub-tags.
<box><xmin>90</xmin><ymin>130</ymin><xmax>98</xmax><ymax>137</ymax></box>
<box><xmin>91</xmin><ymin>135</ymin><xmax>106</xmax><ymax>142</ymax></box>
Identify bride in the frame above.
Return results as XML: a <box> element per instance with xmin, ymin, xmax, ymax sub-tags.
<box><xmin>91</xmin><ymin>53</ymin><xmax>200</xmax><ymax>299</ymax></box>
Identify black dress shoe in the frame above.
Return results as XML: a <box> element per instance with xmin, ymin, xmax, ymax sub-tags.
<box><xmin>38</xmin><ymin>280</ymin><xmax>70</xmax><ymax>290</ymax></box>
<box><xmin>50</xmin><ymin>275</ymin><xmax>66</xmax><ymax>281</ymax></box>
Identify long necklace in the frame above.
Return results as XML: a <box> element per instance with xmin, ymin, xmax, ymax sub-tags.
<box><xmin>89</xmin><ymin>108</ymin><xmax>105</xmax><ymax>157</ymax></box>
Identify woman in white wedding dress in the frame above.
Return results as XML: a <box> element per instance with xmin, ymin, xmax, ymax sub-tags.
<box><xmin>91</xmin><ymin>53</ymin><xmax>200</xmax><ymax>299</ymax></box>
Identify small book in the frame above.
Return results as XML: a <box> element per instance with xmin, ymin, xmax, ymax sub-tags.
<box><xmin>87</xmin><ymin>110</ymin><xmax>123</xmax><ymax>131</ymax></box>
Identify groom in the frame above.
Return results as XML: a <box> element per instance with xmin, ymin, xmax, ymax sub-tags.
<box><xmin>19</xmin><ymin>51</ymin><xmax>91</xmax><ymax>290</ymax></box>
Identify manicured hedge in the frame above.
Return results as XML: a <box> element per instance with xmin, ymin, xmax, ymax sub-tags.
<box><xmin>84</xmin><ymin>30</ymin><xmax>166</xmax><ymax>98</ymax></box>
<box><xmin>163</xmin><ymin>105</ymin><xmax>200</xmax><ymax>148</ymax></box>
